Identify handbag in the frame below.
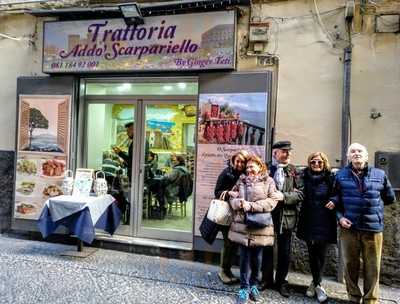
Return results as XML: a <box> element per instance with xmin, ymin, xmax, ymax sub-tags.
<box><xmin>206</xmin><ymin>191</ymin><xmax>232</xmax><ymax>226</ymax></box>
<box><xmin>244</xmin><ymin>212</ymin><xmax>273</xmax><ymax>229</ymax></box>
<box><xmin>242</xmin><ymin>182</ymin><xmax>272</xmax><ymax>229</ymax></box>
<box><xmin>199</xmin><ymin>210</ymin><xmax>220</xmax><ymax>245</ymax></box>
<box><xmin>94</xmin><ymin>171</ymin><xmax>108</xmax><ymax>196</ymax></box>
<box><xmin>61</xmin><ymin>169</ymin><xmax>74</xmax><ymax>195</ymax></box>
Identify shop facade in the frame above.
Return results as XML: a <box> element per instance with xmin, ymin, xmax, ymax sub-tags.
<box><xmin>10</xmin><ymin>8</ymin><xmax>276</xmax><ymax>253</ymax></box>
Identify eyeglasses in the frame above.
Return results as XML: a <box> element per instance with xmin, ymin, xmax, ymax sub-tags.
<box><xmin>310</xmin><ymin>160</ymin><xmax>323</xmax><ymax>165</ymax></box>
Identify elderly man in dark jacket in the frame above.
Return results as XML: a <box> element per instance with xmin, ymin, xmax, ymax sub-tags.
<box><xmin>214</xmin><ymin>150</ymin><xmax>250</xmax><ymax>284</ymax></box>
<box><xmin>331</xmin><ymin>143</ymin><xmax>395</xmax><ymax>304</ymax></box>
<box><xmin>261</xmin><ymin>140</ymin><xmax>303</xmax><ymax>297</ymax></box>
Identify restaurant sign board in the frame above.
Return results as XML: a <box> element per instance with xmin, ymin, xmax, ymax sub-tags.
<box><xmin>43</xmin><ymin>11</ymin><xmax>235</xmax><ymax>73</ymax></box>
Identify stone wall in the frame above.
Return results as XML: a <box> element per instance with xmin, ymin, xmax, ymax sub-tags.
<box><xmin>0</xmin><ymin>150</ymin><xmax>15</xmax><ymax>232</ymax></box>
<box><xmin>381</xmin><ymin>201</ymin><xmax>400</xmax><ymax>286</ymax></box>
<box><xmin>291</xmin><ymin>198</ymin><xmax>400</xmax><ymax>287</ymax></box>
<box><xmin>292</xmin><ymin>236</ymin><xmax>339</xmax><ymax>278</ymax></box>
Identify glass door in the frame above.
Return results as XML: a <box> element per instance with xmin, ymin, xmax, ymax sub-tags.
<box><xmin>137</xmin><ymin>101</ymin><xmax>196</xmax><ymax>242</ymax></box>
<box><xmin>80</xmin><ymin>78</ymin><xmax>198</xmax><ymax>242</ymax></box>
<box><xmin>85</xmin><ymin>101</ymin><xmax>137</xmax><ymax>236</ymax></box>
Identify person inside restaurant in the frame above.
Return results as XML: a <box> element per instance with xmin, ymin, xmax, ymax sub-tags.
<box><xmin>147</xmin><ymin>155</ymin><xmax>191</xmax><ymax>219</ymax></box>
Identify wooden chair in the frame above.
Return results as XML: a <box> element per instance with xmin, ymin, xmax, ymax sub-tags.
<box><xmin>168</xmin><ymin>199</ymin><xmax>186</xmax><ymax>217</ymax></box>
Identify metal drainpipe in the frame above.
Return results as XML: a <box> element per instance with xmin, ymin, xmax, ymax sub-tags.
<box><xmin>338</xmin><ymin>34</ymin><xmax>353</xmax><ymax>284</ymax></box>
<box><xmin>341</xmin><ymin>45</ymin><xmax>352</xmax><ymax>168</ymax></box>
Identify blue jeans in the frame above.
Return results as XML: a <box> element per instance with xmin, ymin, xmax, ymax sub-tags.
<box><xmin>239</xmin><ymin>245</ymin><xmax>262</xmax><ymax>289</ymax></box>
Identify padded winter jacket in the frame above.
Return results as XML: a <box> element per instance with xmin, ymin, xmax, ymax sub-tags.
<box><xmin>229</xmin><ymin>174</ymin><xmax>279</xmax><ymax>247</ymax></box>
<box><xmin>297</xmin><ymin>168</ymin><xmax>337</xmax><ymax>244</ymax></box>
<box><xmin>331</xmin><ymin>164</ymin><xmax>395</xmax><ymax>232</ymax></box>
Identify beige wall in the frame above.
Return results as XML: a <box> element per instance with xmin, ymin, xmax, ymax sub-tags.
<box><xmin>0</xmin><ymin>14</ymin><xmax>44</xmax><ymax>150</ymax></box>
<box><xmin>236</xmin><ymin>0</ymin><xmax>400</xmax><ymax>166</ymax></box>
<box><xmin>351</xmin><ymin>33</ymin><xmax>400</xmax><ymax>157</ymax></box>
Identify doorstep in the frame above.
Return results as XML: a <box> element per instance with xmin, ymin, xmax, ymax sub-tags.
<box><xmin>91</xmin><ymin>233</ymin><xmax>196</xmax><ymax>261</ymax></box>
<box><xmin>4</xmin><ymin>228</ymin><xmax>196</xmax><ymax>260</ymax></box>
<box><xmin>95</xmin><ymin>232</ymin><xmax>193</xmax><ymax>251</ymax></box>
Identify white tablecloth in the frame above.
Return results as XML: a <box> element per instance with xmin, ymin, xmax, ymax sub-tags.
<box><xmin>45</xmin><ymin>194</ymin><xmax>115</xmax><ymax>224</ymax></box>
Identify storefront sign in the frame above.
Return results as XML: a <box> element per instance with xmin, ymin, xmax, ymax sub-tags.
<box><xmin>43</xmin><ymin>11</ymin><xmax>235</xmax><ymax>73</ymax></box>
<box><xmin>194</xmin><ymin>92</ymin><xmax>267</xmax><ymax>236</ymax></box>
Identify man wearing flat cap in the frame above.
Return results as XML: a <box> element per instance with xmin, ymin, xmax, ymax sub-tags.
<box><xmin>261</xmin><ymin>140</ymin><xmax>303</xmax><ymax>297</ymax></box>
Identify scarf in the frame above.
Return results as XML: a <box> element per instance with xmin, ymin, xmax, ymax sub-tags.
<box><xmin>272</xmin><ymin>157</ymin><xmax>287</xmax><ymax>191</ymax></box>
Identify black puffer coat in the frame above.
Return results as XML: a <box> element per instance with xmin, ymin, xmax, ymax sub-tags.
<box><xmin>297</xmin><ymin>168</ymin><xmax>337</xmax><ymax>244</ymax></box>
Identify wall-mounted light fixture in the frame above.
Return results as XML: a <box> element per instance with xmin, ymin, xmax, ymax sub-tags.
<box><xmin>119</xmin><ymin>3</ymin><xmax>144</xmax><ymax>26</ymax></box>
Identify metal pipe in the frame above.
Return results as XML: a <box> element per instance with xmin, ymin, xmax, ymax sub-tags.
<box><xmin>338</xmin><ymin>41</ymin><xmax>353</xmax><ymax>284</ymax></box>
<box><xmin>341</xmin><ymin>45</ymin><xmax>352</xmax><ymax>167</ymax></box>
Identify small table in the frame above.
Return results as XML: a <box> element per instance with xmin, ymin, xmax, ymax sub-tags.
<box><xmin>38</xmin><ymin>194</ymin><xmax>121</xmax><ymax>257</ymax></box>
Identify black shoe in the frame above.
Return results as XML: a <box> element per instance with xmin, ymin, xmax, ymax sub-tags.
<box><xmin>260</xmin><ymin>281</ymin><xmax>275</xmax><ymax>291</ymax></box>
<box><xmin>278</xmin><ymin>283</ymin><xmax>290</xmax><ymax>298</ymax></box>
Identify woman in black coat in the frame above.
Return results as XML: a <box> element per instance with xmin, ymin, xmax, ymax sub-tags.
<box><xmin>214</xmin><ymin>150</ymin><xmax>250</xmax><ymax>285</ymax></box>
<box><xmin>297</xmin><ymin>152</ymin><xmax>336</xmax><ymax>303</ymax></box>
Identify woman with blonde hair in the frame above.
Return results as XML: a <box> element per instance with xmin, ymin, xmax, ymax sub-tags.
<box><xmin>297</xmin><ymin>152</ymin><xmax>337</xmax><ymax>302</ymax></box>
<box><xmin>229</xmin><ymin>155</ymin><xmax>283</xmax><ymax>304</ymax></box>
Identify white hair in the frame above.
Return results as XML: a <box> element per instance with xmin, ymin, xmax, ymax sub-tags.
<box><xmin>347</xmin><ymin>143</ymin><xmax>368</xmax><ymax>162</ymax></box>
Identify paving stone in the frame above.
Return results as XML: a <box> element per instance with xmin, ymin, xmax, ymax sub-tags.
<box><xmin>0</xmin><ymin>235</ymin><xmax>398</xmax><ymax>304</ymax></box>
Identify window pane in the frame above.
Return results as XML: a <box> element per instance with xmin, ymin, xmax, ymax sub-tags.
<box><xmin>142</xmin><ymin>103</ymin><xmax>195</xmax><ymax>232</ymax></box>
<box><xmin>86</xmin><ymin>82</ymin><xmax>198</xmax><ymax>96</ymax></box>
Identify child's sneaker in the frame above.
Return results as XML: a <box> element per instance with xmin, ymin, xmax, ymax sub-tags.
<box><xmin>236</xmin><ymin>288</ymin><xmax>249</xmax><ymax>304</ymax></box>
<box><xmin>315</xmin><ymin>284</ymin><xmax>328</xmax><ymax>303</ymax></box>
<box><xmin>249</xmin><ymin>285</ymin><xmax>260</xmax><ymax>302</ymax></box>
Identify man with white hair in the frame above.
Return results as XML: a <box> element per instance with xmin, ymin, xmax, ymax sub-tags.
<box><xmin>330</xmin><ymin>143</ymin><xmax>395</xmax><ymax>304</ymax></box>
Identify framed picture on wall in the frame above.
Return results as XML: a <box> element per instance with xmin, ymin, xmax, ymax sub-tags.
<box><xmin>14</xmin><ymin>95</ymin><xmax>72</xmax><ymax>220</ymax></box>
<box><xmin>17</xmin><ymin>95</ymin><xmax>71</xmax><ymax>155</ymax></box>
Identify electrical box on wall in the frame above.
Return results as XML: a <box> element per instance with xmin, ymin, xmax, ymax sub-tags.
<box><xmin>249</xmin><ymin>21</ymin><xmax>270</xmax><ymax>42</ymax></box>
<box><xmin>375</xmin><ymin>151</ymin><xmax>400</xmax><ymax>190</ymax></box>
<box><xmin>375</xmin><ymin>14</ymin><xmax>400</xmax><ymax>33</ymax></box>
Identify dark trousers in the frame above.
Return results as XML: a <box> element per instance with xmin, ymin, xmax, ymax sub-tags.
<box><xmin>148</xmin><ymin>179</ymin><xmax>167</xmax><ymax>209</ymax></box>
<box><xmin>239</xmin><ymin>245</ymin><xmax>262</xmax><ymax>289</ymax></box>
<box><xmin>220</xmin><ymin>226</ymin><xmax>237</xmax><ymax>274</ymax></box>
<box><xmin>307</xmin><ymin>241</ymin><xmax>328</xmax><ymax>286</ymax></box>
<box><xmin>262</xmin><ymin>229</ymin><xmax>293</xmax><ymax>286</ymax></box>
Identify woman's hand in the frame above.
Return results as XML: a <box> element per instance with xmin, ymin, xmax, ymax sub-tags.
<box><xmin>271</xmin><ymin>191</ymin><xmax>284</xmax><ymax>201</ymax></box>
<box><xmin>241</xmin><ymin>200</ymin><xmax>252</xmax><ymax>212</ymax></box>
<box><xmin>325</xmin><ymin>201</ymin><xmax>335</xmax><ymax>210</ymax></box>
<box><xmin>228</xmin><ymin>191</ymin><xmax>239</xmax><ymax>198</ymax></box>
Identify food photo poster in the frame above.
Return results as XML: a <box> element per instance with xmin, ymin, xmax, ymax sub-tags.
<box><xmin>14</xmin><ymin>95</ymin><xmax>71</xmax><ymax>220</ymax></box>
<box><xmin>194</xmin><ymin>92</ymin><xmax>268</xmax><ymax>236</ymax></box>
